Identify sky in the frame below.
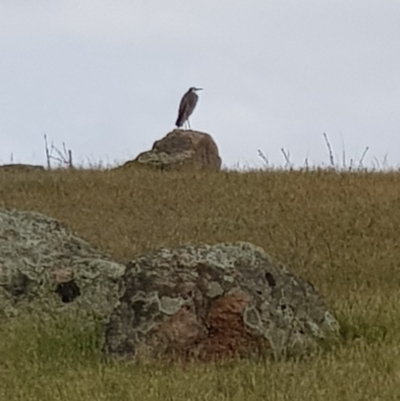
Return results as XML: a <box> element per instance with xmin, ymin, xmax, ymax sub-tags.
<box><xmin>0</xmin><ymin>1</ymin><xmax>399</xmax><ymax>169</ymax></box>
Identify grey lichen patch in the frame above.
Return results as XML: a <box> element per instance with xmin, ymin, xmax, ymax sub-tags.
<box><xmin>244</xmin><ymin>307</ymin><xmax>262</xmax><ymax>330</ymax></box>
<box><xmin>206</xmin><ymin>281</ymin><xmax>224</xmax><ymax>298</ymax></box>
<box><xmin>158</xmin><ymin>295</ymin><xmax>185</xmax><ymax>315</ymax></box>
<box><xmin>306</xmin><ymin>320</ymin><xmax>324</xmax><ymax>338</ymax></box>
<box><xmin>278</xmin><ymin>304</ymin><xmax>296</xmax><ymax>322</ymax></box>
<box><xmin>136</xmin><ymin>150</ymin><xmax>194</xmax><ymax>169</ymax></box>
<box><xmin>322</xmin><ymin>311</ymin><xmax>341</xmax><ymax>333</ymax></box>
<box><xmin>223</xmin><ymin>275</ymin><xmax>235</xmax><ymax>283</ymax></box>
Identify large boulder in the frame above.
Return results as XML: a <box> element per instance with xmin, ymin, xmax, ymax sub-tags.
<box><xmin>118</xmin><ymin>129</ymin><xmax>222</xmax><ymax>171</ymax></box>
<box><xmin>104</xmin><ymin>242</ymin><xmax>339</xmax><ymax>362</ymax></box>
<box><xmin>0</xmin><ymin>209</ymin><xmax>125</xmax><ymax>323</ymax></box>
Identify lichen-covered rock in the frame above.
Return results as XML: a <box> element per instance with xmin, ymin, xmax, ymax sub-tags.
<box><xmin>0</xmin><ymin>209</ymin><xmax>125</xmax><ymax>323</ymax></box>
<box><xmin>104</xmin><ymin>242</ymin><xmax>339</xmax><ymax>361</ymax></box>
<box><xmin>117</xmin><ymin>129</ymin><xmax>222</xmax><ymax>171</ymax></box>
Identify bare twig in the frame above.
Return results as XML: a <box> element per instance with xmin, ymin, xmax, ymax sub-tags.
<box><xmin>281</xmin><ymin>148</ymin><xmax>293</xmax><ymax>169</ymax></box>
<box><xmin>382</xmin><ymin>153</ymin><xmax>389</xmax><ymax>169</ymax></box>
<box><xmin>340</xmin><ymin>132</ymin><xmax>346</xmax><ymax>169</ymax></box>
<box><xmin>304</xmin><ymin>157</ymin><xmax>309</xmax><ymax>170</ymax></box>
<box><xmin>257</xmin><ymin>149</ymin><xmax>269</xmax><ymax>167</ymax></box>
<box><xmin>358</xmin><ymin>146</ymin><xmax>369</xmax><ymax>169</ymax></box>
<box><xmin>43</xmin><ymin>135</ymin><xmax>74</xmax><ymax>169</ymax></box>
<box><xmin>68</xmin><ymin>150</ymin><xmax>73</xmax><ymax>168</ymax></box>
<box><xmin>342</xmin><ymin>147</ymin><xmax>346</xmax><ymax>169</ymax></box>
<box><xmin>373</xmin><ymin>157</ymin><xmax>380</xmax><ymax>170</ymax></box>
<box><xmin>52</xmin><ymin>144</ymin><xmax>66</xmax><ymax>162</ymax></box>
<box><xmin>44</xmin><ymin>134</ymin><xmax>51</xmax><ymax>169</ymax></box>
<box><xmin>323</xmin><ymin>132</ymin><xmax>335</xmax><ymax>167</ymax></box>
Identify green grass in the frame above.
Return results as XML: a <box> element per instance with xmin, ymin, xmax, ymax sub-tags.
<box><xmin>1</xmin><ymin>314</ymin><xmax>400</xmax><ymax>401</ymax></box>
<box><xmin>1</xmin><ymin>167</ymin><xmax>400</xmax><ymax>400</ymax></box>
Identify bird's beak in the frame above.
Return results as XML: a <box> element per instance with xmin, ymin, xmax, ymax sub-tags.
<box><xmin>195</xmin><ymin>88</ymin><xmax>203</xmax><ymax>91</ymax></box>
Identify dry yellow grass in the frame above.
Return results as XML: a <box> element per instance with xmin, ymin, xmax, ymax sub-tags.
<box><xmin>1</xmin><ymin>167</ymin><xmax>400</xmax><ymax>400</ymax></box>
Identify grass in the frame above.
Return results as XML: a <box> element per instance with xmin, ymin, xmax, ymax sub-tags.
<box><xmin>1</xmin><ymin>167</ymin><xmax>400</xmax><ymax>400</ymax></box>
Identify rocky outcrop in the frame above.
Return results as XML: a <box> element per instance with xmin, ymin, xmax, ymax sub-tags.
<box><xmin>0</xmin><ymin>209</ymin><xmax>125</xmax><ymax>323</ymax></box>
<box><xmin>117</xmin><ymin>129</ymin><xmax>222</xmax><ymax>171</ymax></box>
<box><xmin>0</xmin><ymin>164</ymin><xmax>45</xmax><ymax>173</ymax></box>
<box><xmin>104</xmin><ymin>242</ymin><xmax>339</xmax><ymax>362</ymax></box>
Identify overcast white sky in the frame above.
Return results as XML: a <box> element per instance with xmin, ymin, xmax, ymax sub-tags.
<box><xmin>1</xmin><ymin>1</ymin><xmax>399</xmax><ymax>169</ymax></box>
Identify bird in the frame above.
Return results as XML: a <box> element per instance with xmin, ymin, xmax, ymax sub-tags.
<box><xmin>175</xmin><ymin>87</ymin><xmax>203</xmax><ymax>129</ymax></box>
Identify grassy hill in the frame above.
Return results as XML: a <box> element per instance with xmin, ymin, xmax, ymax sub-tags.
<box><xmin>1</xmin><ymin>167</ymin><xmax>399</xmax><ymax>400</ymax></box>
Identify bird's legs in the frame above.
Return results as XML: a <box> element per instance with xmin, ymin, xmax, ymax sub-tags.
<box><xmin>182</xmin><ymin>120</ymin><xmax>191</xmax><ymax>130</ymax></box>
<box><xmin>187</xmin><ymin>119</ymin><xmax>192</xmax><ymax>130</ymax></box>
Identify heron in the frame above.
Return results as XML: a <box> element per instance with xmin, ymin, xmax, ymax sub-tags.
<box><xmin>175</xmin><ymin>87</ymin><xmax>203</xmax><ymax>129</ymax></box>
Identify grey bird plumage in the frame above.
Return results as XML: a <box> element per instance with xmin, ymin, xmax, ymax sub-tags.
<box><xmin>175</xmin><ymin>87</ymin><xmax>203</xmax><ymax>129</ymax></box>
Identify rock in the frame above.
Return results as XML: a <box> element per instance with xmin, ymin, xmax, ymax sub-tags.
<box><xmin>104</xmin><ymin>242</ymin><xmax>339</xmax><ymax>362</ymax></box>
<box><xmin>0</xmin><ymin>164</ymin><xmax>45</xmax><ymax>173</ymax></box>
<box><xmin>0</xmin><ymin>209</ymin><xmax>125</xmax><ymax>323</ymax></box>
<box><xmin>118</xmin><ymin>129</ymin><xmax>222</xmax><ymax>171</ymax></box>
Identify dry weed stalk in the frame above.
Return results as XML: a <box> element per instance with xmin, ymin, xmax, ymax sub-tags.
<box><xmin>44</xmin><ymin>134</ymin><xmax>74</xmax><ymax>169</ymax></box>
